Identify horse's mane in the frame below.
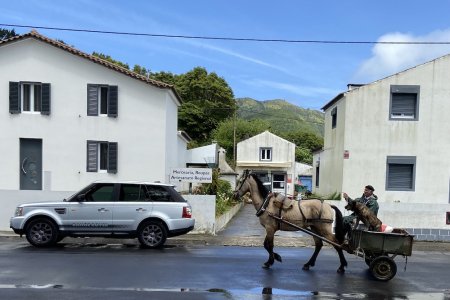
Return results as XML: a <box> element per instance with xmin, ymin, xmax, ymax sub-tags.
<box><xmin>249</xmin><ymin>173</ymin><xmax>270</xmax><ymax>199</ymax></box>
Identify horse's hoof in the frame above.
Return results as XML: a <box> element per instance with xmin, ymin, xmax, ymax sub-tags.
<box><xmin>337</xmin><ymin>267</ymin><xmax>345</xmax><ymax>274</ymax></box>
<box><xmin>262</xmin><ymin>263</ymin><xmax>271</xmax><ymax>269</ymax></box>
<box><xmin>302</xmin><ymin>265</ymin><xmax>310</xmax><ymax>271</ymax></box>
<box><xmin>274</xmin><ymin>253</ymin><xmax>282</xmax><ymax>263</ymax></box>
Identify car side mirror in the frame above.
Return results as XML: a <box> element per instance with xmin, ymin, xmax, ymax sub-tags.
<box><xmin>77</xmin><ymin>194</ymin><xmax>86</xmax><ymax>202</ymax></box>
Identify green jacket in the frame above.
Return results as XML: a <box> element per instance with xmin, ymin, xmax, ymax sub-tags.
<box><xmin>348</xmin><ymin>194</ymin><xmax>379</xmax><ymax>216</ymax></box>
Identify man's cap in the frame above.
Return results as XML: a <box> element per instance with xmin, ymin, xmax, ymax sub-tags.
<box><xmin>365</xmin><ymin>185</ymin><xmax>375</xmax><ymax>192</ymax></box>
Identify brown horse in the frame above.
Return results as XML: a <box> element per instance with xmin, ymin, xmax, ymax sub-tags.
<box><xmin>233</xmin><ymin>170</ymin><xmax>348</xmax><ymax>273</ymax></box>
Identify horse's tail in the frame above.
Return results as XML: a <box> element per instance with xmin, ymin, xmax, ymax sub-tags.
<box><xmin>331</xmin><ymin>205</ymin><xmax>345</xmax><ymax>243</ymax></box>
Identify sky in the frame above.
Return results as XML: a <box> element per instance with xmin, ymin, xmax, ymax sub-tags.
<box><xmin>2</xmin><ymin>0</ymin><xmax>450</xmax><ymax>110</ymax></box>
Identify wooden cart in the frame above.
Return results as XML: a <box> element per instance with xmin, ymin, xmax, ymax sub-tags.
<box><xmin>349</xmin><ymin>229</ymin><xmax>414</xmax><ymax>281</ymax></box>
<box><xmin>268</xmin><ymin>214</ymin><xmax>414</xmax><ymax>281</ymax></box>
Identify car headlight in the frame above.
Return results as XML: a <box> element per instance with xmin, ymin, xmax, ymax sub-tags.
<box><xmin>15</xmin><ymin>207</ymin><xmax>24</xmax><ymax>217</ymax></box>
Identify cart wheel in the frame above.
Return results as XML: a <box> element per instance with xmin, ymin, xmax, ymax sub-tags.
<box><xmin>364</xmin><ymin>257</ymin><xmax>373</xmax><ymax>267</ymax></box>
<box><xmin>369</xmin><ymin>256</ymin><xmax>397</xmax><ymax>281</ymax></box>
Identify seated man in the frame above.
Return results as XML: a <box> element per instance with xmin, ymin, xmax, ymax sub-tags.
<box><xmin>342</xmin><ymin>185</ymin><xmax>379</xmax><ymax>237</ymax></box>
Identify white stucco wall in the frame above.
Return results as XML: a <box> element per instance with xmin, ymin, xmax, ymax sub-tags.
<box><xmin>317</xmin><ymin>54</ymin><xmax>450</xmax><ymax>205</ymax></box>
<box><xmin>236</xmin><ymin>131</ymin><xmax>296</xmax><ymax>195</ymax></box>
<box><xmin>0</xmin><ymin>37</ymin><xmax>181</xmax><ymax>194</ymax></box>
<box><xmin>313</xmin><ymin>99</ymin><xmax>345</xmax><ymax>197</ymax></box>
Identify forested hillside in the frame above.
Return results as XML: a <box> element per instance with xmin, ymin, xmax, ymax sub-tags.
<box><xmin>237</xmin><ymin>98</ymin><xmax>324</xmax><ymax>137</ymax></box>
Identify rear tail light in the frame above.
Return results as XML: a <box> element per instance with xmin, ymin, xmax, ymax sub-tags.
<box><xmin>182</xmin><ymin>206</ymin><xmax>192</xmax><ymax>218</ymax></box>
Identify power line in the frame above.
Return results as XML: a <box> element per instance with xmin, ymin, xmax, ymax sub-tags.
<box><xmin>2</xmin><ymin>23</ymin><xmax>450</xmax><ymax>45</ymax></box>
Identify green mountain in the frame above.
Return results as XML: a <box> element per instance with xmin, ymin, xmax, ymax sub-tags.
<box><xmin>236</xmin><ymin>98</ymin><xmax>324</xmax><ymax>137</ymax></box>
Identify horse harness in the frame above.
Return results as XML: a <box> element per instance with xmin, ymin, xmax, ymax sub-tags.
<box><xmin>298</xmin><ymin>199</ymin><xmax>333</xmax><ymax>225</ymax></box>
<box><xmin>256</xmin><ymin>193</ymin><xmax>333</xmax><ymax>229</ymax></box>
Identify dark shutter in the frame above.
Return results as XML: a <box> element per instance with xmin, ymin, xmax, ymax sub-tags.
<box><xmin>392</xmin><ymin>93</ymin><xmax>416</xmax><ymax>116</ymax></box>
<box><xmin>86</xmin><ymin>141</ymin><xmax>98</xmax><ymax>172</ymax></box>
<box><xmin>388</xmin><ymin>164</ymin><xmax>413</xmax><ymax>189</ymax></box>
<box><xmin>9</xmin><ymin>82</ymin><xmax>20</xmax><ymax>114</ymax></box>
<box><xmin>107</xmin><ymin>142</ymin><xmax>118</xmax><ymax>174</ymax></box>
<box><xmin>108</xmin><ymin>85</ymin><xmax>118</xmax><ymax>117</ymax></box>
<box><xmin>87</xmin><ymin>84</ymin><xmax>98</xmax><ymax>116</ymax></box>
<box><xmin>41</xmin><ymin>83</ymin><xmax>51</xmax><ymax>115</ymax></box>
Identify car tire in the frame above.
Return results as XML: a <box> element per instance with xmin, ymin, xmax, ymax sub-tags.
<box><xmin>138</xmin><ymin>220</ymin><xmax>167</xmax><ymax>249</ymax></box>
<box><xmin>25</xmin><ymin>218</ymin><xmax>59</xmax><ymax>247</ymax></box>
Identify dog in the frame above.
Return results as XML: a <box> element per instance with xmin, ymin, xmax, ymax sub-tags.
<box><xmin>345</xmin><ymin>200</ymin><xmax>382</xmax><ymax>232</ymax></box>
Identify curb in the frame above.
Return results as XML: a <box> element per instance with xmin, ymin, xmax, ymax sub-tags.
<box><xmin>2</xmin><ymin>232</ymin><xmax>450</xmax><ymax>251</ymax></box>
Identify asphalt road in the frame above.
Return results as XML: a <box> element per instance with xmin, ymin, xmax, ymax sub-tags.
<box><xmin>0</xmin><ymin>237</ymin><xmax>449</xmax><ymax>300</ymax></box>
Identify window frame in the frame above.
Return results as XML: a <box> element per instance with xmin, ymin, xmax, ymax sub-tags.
<box><xmin>86</xmin><ymin>140</ymin><xmax>118</xmax><ymax>173</ymax></box>
<box><xmin>331</xmin><ymin>106</ymin><xmax>337</xmax><ymax>129</ymax></box>
<box><xmin>259</xmin><ymin>147</ymin><xmax>272</xmax><ymax>161</ymax></box>
<box><xmin>386</xmin><ymin>156</ymin><xmax>416</xmax><ymax>191</ymax></box>
<box><xmin>389</xmin><ymin>85</ymin><xmax>420</xmax><ymax>121</ymax></box>
<box><xmin>9</xmin><ymin>81</ymin><xmax>50</xmax><ymax>115</ymax></box>
<box><xmin>315</xmin><ymin>161</ymin><xmax>320</xmax><ymax>187</ymax></box>
<box><xmin>87</xmin><ymin>84</ymin><xmax>118</xmax><ymax>117</ymax></box>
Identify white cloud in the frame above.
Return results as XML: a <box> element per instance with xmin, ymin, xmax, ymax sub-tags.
<box><xmin>354</xmin><ymin>29</ymin><xmax>450</xmax><ymax>82</ymax></box>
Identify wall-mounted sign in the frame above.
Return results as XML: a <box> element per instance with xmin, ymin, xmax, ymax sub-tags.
<box><xmin>169</xmin><ymin>168</ymin><xmax>212</xmax><ymax>183</ymax></box>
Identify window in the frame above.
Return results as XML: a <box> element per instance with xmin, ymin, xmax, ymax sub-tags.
<box><xmin>85</xmin><ymin>183</ymin><xmax>115</xmax><ymax>202</ymax></box>
<box><xmin>145</xmin><ymin>185</ymin><xmax>172</xmax><ymax>202</ymax></box>
<box><xmin>9</xmin><ymin>82</ymin><xmax>51</xmax><ymax>115</ymax></box>
<box><xmin>260</xmin><ymin>147</ymin><xmax>272</xmax><ymax>161</ymax></box>
<box><xmin>119</xmin><ymin>184</ymin><xmax>147</xmax><ymax>201</ymax></box>
<box><xmin>87</xmin><ymin>140</ymin><xmax>118</xmax><ymax>173</ymax></box>
<box><xmin>390</xmin><ymin>85</ymin><xmax>420</xmax><ymax>120</ymax></box>
<box><xmin>315</xmin><ymin>161</ymin><xmax>320</xmax><ymax>187</ymax></box>
<box><xmin>87</xmin><ymin>84</ymin><xmax>118</xmax><ymax>117</ymax></box>
<box><xmin>331</xmin><ymin>107</ymin><xmax>337</xmax><ymax>129</ymax></box>
<box><xmin>386</xmin><ymin>156</ymin><xmax>416</xmax><ymax>191</ymax></box>
<box><xmin>272</xmin><ymin>174</ymin><xmax>285</xmax><ymax>189</ymax></box>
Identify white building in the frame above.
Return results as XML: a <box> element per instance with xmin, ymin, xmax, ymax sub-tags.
<box><xmin>313</xmin><ymin>54</ymin><xmax>450</xmax><ymax>240</ymax></box>
<box><xmin>236</xmin><ymin>131</ymin><xmax>296</xmax><ymax>196</ymax></box>
<box><xmin>0</xmin><ymin>31</ymin><xmax>185</xmax><ymax>211</ymax></box>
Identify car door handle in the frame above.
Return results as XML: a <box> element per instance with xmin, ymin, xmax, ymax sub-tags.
<box><xmin>136</xmin><ymin>208</ymin><xmax>147</xmax><ymax>212</ymax></box>
<box><xmin>98</xmin><ymin>208</ymin><xmax>109</xmax><ymax>212</ymax></box>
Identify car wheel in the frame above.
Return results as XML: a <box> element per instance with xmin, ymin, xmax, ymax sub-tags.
<box><xmin>138</xmin><ymin>221</ymin><xmax>167</xmax><ymax>249</ymax></box>
<box><xmin>25</xmin><ymin>218</ymin><xmax>59</xmax><ymax>247</ymax></box>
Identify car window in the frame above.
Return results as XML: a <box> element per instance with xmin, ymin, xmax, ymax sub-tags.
<box><xmin>145</xmin><ymin>185</ymin><xmax>172</xmax><ymax>202</ymax></box>
<box><xmin>119</xmin><ymin>184</ymin><xmax>147</xmax><ymax>201</ymax></box>
<box><xmin>85</xmin><ymin>184</ymin><xmax>115</xmax><ymax>202</ymax></box>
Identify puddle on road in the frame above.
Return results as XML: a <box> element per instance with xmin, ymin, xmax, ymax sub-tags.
<box><xmin>0</xmin><ymin>284</ymin><xmax>448</xmax><ymax>299</ymax></box>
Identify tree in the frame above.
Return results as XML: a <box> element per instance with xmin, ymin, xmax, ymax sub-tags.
<box><xmin>0</xmin><ymin>28</ymin><xmax>17</xmax><ymax>40</ymax></box>
<box><xmin>151</xmin><ymin>67</ymin><xmax>235</xmax><ymax>144</ymax></box>
<box><xmin>92</xmin><ymin>52</ymin><xmax>130</xmax><ymax>69</ymax></box>
<box><xmin>278</xmin><ymin>130</ymin><xmax>323</xmax><ymax>164</ymax></box>
<box><xmin>149</xmin><ymin>71</ymin><xmax>178</xmax><ymax>85</ymax></box>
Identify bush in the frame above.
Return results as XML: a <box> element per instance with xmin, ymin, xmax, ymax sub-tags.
<box><xmin>192</xmin><ymin>169</ymin><xmax>238</xmax><ymax>216</ymax></box>
<box><xmin>306</xmin><ymin>191</ymin><xmax>341</xmax><ymax>200</ymax></box>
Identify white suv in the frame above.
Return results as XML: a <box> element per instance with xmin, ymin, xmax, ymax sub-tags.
<box><xmin>10</xmin><ymin>181</ymin><xmax>195</xmax><ymax>248</ymax></box>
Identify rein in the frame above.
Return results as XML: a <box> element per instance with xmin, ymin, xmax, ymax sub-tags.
<box><xmin>256</xmin><ymin>192</ymin><xmax>272</xmax><ymax>217</ymax></box>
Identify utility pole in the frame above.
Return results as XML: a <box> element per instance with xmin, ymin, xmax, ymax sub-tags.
<box><xmin>233</xmin><ymin>106</ymin><xmax>236</xmax><ymax>167</ymax></box>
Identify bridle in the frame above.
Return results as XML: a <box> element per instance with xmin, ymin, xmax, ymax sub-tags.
<box><xmin>234</xmin><ymin>169</ymin><xmax>251</xmax><ymax>198</ymax></box>
<box><xmin>234</xmin><ymin>169</ymin><xmax>272</xmax><ymax>217</ymax></box>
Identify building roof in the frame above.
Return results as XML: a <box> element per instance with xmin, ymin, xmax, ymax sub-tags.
<box><xmin>0</xmin><ymin>30</ymin><xmax>182</xmax><ymax>103</ymax></box>
<box><xmin>321</xmin><ymin>92</ymin><xmax>345</xmax><ymax>111</ymax></box>
<box><xmin>321</xmin><ymin>52</ymin><xmax>450</xmax><ymax>112</ymax></box>
<box><xmin>237</xmin><ymin>130</ymin><xmax>294</xmax><ymax>146</ymax></box>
